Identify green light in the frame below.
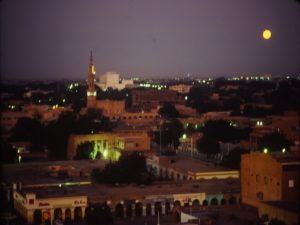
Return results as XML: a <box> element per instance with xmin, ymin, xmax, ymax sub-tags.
<box><xmin>103</xmin><ymin>149</ymin><xmax>108</xmax><ymax>159</ymax></box>
<box><xmin>263</xmin><ymin>148</ymin><xmax>268</xmax><ymax>154</ymax></box>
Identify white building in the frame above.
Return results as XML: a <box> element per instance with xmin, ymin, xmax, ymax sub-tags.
<box><xmin>97</xmin><ymin>72</ymin><xmax>134</xmax><ymax>91</ymax></box>
<box><xmin>169</xmin><ymin>84</ymin><xmax>192</xmax><ymax>94</ymax></box>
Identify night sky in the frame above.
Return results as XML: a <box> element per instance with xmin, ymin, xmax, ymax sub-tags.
<box><xmin>1</xmin><ymin>0</ymin><xmax>300</xmax><ymax>80</ymax></box>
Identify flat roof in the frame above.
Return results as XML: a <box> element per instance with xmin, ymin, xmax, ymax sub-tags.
<box><xmin>157</xmin><ymin>156</ymin><xmax>235</xmax><ymax>173</ymax></box>
<box><xmin>20</xmin><ymin>179</ymin><xmax>240</xmax><ymax>201</ymax></box>
<box><xmin>2</xmin><ymin>160</ymin><xmax>107</xmax><ymax>185</ymax></box>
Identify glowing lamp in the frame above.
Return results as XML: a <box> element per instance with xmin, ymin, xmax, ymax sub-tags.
<box><xmin>103</xmin><ymin>149</ymin><xmax>108</xmax><ymax>159</ymax></box>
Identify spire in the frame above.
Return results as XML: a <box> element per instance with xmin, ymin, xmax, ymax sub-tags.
<box><xmin>90</xmin><ymin>51</ymin><xmax>93</xmax><ymax>65</ymax></box>
<box><xmin>89</xmin><ymin>51</ymin><xmax>95</xmax><ymax>75</ymax></box>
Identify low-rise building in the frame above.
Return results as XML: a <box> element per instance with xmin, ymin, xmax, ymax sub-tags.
<box><xmin>147</xmin><ymin>156</ymin><xmax>239</xmax><ymax>181</ymax></box>
<box><xmin>241</xmin><ymin>152</ymin><xmax>299</xmax><ymax>225</ymax></box>
<box><xmin>12</xmin><ymin>179</ymin><xmax>240</xmax><ymax>225</ymax></box>
<box><xmin>67</xmin><ymin>131</ymin><xmax>151</xmax><ymax>160</ymax></box>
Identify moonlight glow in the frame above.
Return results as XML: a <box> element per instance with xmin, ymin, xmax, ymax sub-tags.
<box><xmin>263</xmin><ymin>29</ymin><xmax>272</xmax><ymax>40</ymax></box>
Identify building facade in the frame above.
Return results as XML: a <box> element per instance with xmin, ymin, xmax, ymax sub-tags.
<box><xmin>13</xmin><ymin>185</ymin><xmax>87</xmax><ymax>225</ymax></box>
<box><xmin>97</xmin><ymin>72</ymin><xmax>134</xmax><ymax>91</ymax></box>
<box><xmin>67</xmin><ymin>131</ymin><xmax>151</xmax><ymax>160</ymax></box>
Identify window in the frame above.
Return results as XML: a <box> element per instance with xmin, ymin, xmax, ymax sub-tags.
<box><xmin>264</xmin><ymin>176</ymin><xmax>268</xmax><ymax>184</ymax></box>
<box><xmin>288</xmin><ymin>179</ymin><xmax>294</xmax><ymax>188</ymax></box>
<box><xmin>29</xmin><ymin>199</ymin><xmax>34</xmax><ymax>205</ymax></box>
<box><xmin>256</xmin><ymin>175</ymin><xmax>259</xmax><ymax>182</ymax></box>
<box><xmin>256</xmin><ymin>192</ymin><xmax>263</xmax><ymax>200</ymax></box>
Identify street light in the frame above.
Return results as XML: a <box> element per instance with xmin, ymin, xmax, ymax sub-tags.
<box><xmin>263</xmin><ymin>148</ymin><xmax>268</xmax><ymax>154</ymax></box>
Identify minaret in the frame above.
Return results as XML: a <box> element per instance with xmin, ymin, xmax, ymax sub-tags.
<box><xmin>87</xmin><ymin>51</ymin><xmax>97</xmax><ymax>108</ymax></box>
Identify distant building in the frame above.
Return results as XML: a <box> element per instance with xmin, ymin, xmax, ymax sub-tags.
<box><xmin>249</xmin><ymin>111</ymin><xmax>300</xmax><ymax>151</ymax></box>
<box><xmin>1</xmin><ymin>105</ymin><xmax>71</xmax><ymax>139</ymax></box>
<box><xmin>131</xmin><ymin>89</ymin><xmax>183</xmax><ymax>111</ymax></box>
<box><xmin>241</xmin><ymin>152</ymin><xmax>299</xmax><ymax>225</ymax></box>
<box><xmin>169</xmin><ymin>84</ymin><xmax>192</xmax><ymax>94</ymax></box>
<box><xmin>97</xmin><ymin>71</ymin><xmax>134</xmax><ymax>91</ymax></box>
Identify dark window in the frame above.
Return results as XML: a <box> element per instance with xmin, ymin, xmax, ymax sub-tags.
<box><xmin>29</xmin><ymin>199</ymin><xmax>34</xmax><ymax>205</ymax></box>
<box><xmin>256</xmin><ymin>192</ymin><xmax>263</xmax><ymax>200</ymax></box>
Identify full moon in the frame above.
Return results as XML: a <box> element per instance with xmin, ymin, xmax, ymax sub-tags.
<box><xmin>263</xmin><ymin>29</ymin><xmax>272</xmax><ymax>40</ymax></box>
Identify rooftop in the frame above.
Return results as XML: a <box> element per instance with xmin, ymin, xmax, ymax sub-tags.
<box><xmin>2</xmin><ymin>160</ymin><xmax>107</xmax><ymax>185</ymax></box>
<box><xmin>19</xmin><ymin>179</ymin><xmax>240</xmax><ymax>201</ymax></box>
<box><xmin>157</xmin><ymin>156</ymin><xmax>235</xmax><ymax>173</ymax></box>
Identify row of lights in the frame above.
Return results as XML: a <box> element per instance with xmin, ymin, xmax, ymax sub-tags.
<box><xmin>139</xmin><ymin>83</ymin><xmax>167</xmax><ymax>90</ymax></box>
<box><xmin>227</xmin><ymin>76</ymin><xmax>271</xmax><ymax>81</ymax></box>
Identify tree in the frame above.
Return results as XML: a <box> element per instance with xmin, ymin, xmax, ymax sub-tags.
<box><xmin>158</xmin><ymin>102</ymin><xmax>179</xmax><ymax>118</ymax></box>
<box><xmin>158</xmin><ymin>119</ymin><xmax>184</xmax><ymax>148</ymax></box>
<box><xmin>74</xmin><ymin>109</ymin><xmax>112</xmax><ymax>134</ymax></box>
<box><xmin>44</xmin><ymin>112</ymin><xmax>76</xmax><ymax>159</ymax></box>
<box><xmin>88</xmin><ymin>203</ymin><xmax>113</xmax><ymax>225</ymax></box>
<box><xmin>12</xmin><ymin>117</ymin><xmax>45</xmax><ymax>152</ymax></box>
<box><xmin>201</xmin><ymin>119</ymin><xmax>250</xmax><ymax>143</ymax></box>
<box><xmin>74</xmin><ymin>141</ymin><xmax>98</xmax><ymax>160</ymax></box>
<box><xmin>0</xmin><ymin>142</ymin><xmax>18</xmax><ymax>164</ymax></box>
<box><xmin>222</xmin><ymin>147</ymin><xmax>249</xmax><ymax>169</ymax></box>
<box><xmin>196</xmin><ymin>136</ymin><xmax>220</xmax><ymax>157</ymax></box>
<box><xmin>91</xmin><ymin>152</ymin><xmax>154</xmax><ymax>185</ymax></box>
<box><xmin>258</xmin><ymin>132</ymin><xmax>291</xmax><ymax>152</ymax></box>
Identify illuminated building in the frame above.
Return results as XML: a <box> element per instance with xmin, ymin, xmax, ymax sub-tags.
<box><xmin>241</xmin><ymin>152</ymin><xmax>299</xmax><ymax>224</ymax></box>
<box><xmin>13</xmin><ymin>184</ymin><xmax>87</xmax><ymax>225</ymax></box>
<box><xmin>169</xmin><ymin>84</ymin><xmax>192</xmax><ymax>94</ymax></box>
<box><xmin>97</xmin><ymin>72</ymin><xmax>134</xmax><ymax>91</ymax></box>
<box><xmin>67</xmin><ymin>131</ymin><xmax>151</xmax><ymax>160</ymax></box>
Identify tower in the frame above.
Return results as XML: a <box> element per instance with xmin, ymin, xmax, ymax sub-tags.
<box><xmin>87</xmin><ymin>51</ymin><xmax>97</xmax><ymax>108</ymax></box>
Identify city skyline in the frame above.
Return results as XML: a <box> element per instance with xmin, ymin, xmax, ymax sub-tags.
<box><xmin>1</xmin><ymin>0</ymin><xmax>300</xmax><ymax>80</ymax></box>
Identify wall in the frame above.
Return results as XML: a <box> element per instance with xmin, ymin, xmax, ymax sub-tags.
<box><xmin>241</xmin><ymin>153</ymin><xmax>282</xmax><ymax>208</ymax></box>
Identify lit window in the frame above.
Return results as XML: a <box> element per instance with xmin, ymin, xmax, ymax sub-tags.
<box><xmin>288</xmin><ymin>180</ymin><xmax>294</xmax><ymax>188</ymax></box>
